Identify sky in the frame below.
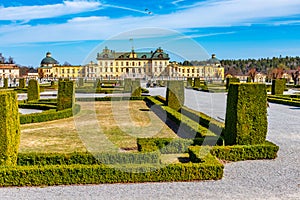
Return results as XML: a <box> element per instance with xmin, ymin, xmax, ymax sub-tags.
<box><xmin>0</xmin><ymin>0</ymin><xmax>300</xmax><ymax>67</ymax></box>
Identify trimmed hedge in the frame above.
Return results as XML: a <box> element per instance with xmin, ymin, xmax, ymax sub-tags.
<box><xmin>271</xmin><ymin>79</ymin><xmax>286</xmax><ymax>95</ymax></box>
<box><xmin>166</xmin><ymin>80</ymin><xmax>184</xmax><ymax>111</ymax></box>
<box><xmin>225</xmin><ymin>77</ymin><xmax>240</xmax><ymax>90</ymax></box>
<box><xmin>189</xmin><ymin>141</ymin><xmax>279</xmax><ymax>162</ymax></box>
<box><xmin>187</xmin><ymin>78</ymin><xmax>193</xmax><ymax>87</ymax></box>
<box><xmin>27</xmin><ymin>79</ymin><xmax>40</xmax><ymax>101</ymax></box>
<box><xmin>180</xmin><ymin>106</ymin><xmax>224</xmax><ymax>136</ymax></box>
<box><xmin>210</xmin><ymin>141</ymin><xmax>279</xmax><ymax>161</ymax></box>
<box><xmin>0</xmin><ymin>158</ymin><xmax>224</xmax><ymax>186</ymax></box>
<box><xmin>20</xmin><ymin>104</ymin><xmax>80</xmax><ymax>124</ymax></box>
<box><xmin>76</xmin><ymin>96</ymin><xmax>145</xmax><ymax>102</ymax></box>
<box><xmin>0</xmin><ymin>91</ymin><xmax>20</xmax><ymax>166</ymax></box>
<box><xmin>131</xmin><ymin>79</ymin><xmax>141</xmax><ymax>97</ymax></box>
<box><xmin>57</xmin><ymin>80</ymin><xmax>75</xmax><ymax>111</ymax></box>
<box><xmin>137</xmin><ymin>138</ymin><xmax>224</xmax><ymax>154</ymax></box>
<box><xmin>193</xmin><ymin>78</ymin><xmax>201</xmax><ymax>88</ymax></box>
<box><xmin>267</xmin><ymin>96</ymin><xmax>300</xmax><ymax>107</ymax></box>
<box><xmin>17</xmin><ymin>152</ymin><xmax>161</xmax><ymax>166</ymax></box>
<box><xmin>124</xmin><ymin>78</ymin><xmax>132</xmax><ymax>92</ymax></box>
<box><xmin>145</xmin><ymin>97</ymin><xmax>216</xmax><ymax>138</ymax></box>
<box><xmin>18</xmin><ymin>103</ymin><xmax>56</xmax><ymax>110</ymax></box>
<box><xmin>19</xmin><ymin>78</ymin><xmax>26</xmax><ymax>88</ymax></box>
<box><xmin>3</xmin><ymin>78</ymin><xmax>8</xmax><ymax>88</ymax></box>
<box><xmin>78</xmin><ymin>78</ymin><xmax>84</xmax><ymax>87</ymax></box>
<box><xmin>224</xmin><ymin>83</ymin><xmax>267</xmax><ymax>145</ymax></box>
<box><xmin>137</xmin><ymin>138</ymin><xmax>193</xmax><ymax>153</ymax></box>
<box><xmin>163</xmin><ymin>106</ymin><xmax>217</xmax><ymax>138</ymax></box>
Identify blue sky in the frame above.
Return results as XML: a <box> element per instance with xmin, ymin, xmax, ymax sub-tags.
<box><xmin>0</xmin><ymin>0</ymin><xmax>300</xmax><ymax>67</ymax></box>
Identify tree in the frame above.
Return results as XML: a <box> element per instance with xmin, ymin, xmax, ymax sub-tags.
<box><xmin>248</xmin><ymin>68</ymin><xmax>257</xmax><ymax>82</ymax></box>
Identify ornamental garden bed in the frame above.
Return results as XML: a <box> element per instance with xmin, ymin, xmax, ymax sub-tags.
<box><xmin>0</xmin><ymin>82</ymin><xmax>279</xmax><ymax>187</ymax></box>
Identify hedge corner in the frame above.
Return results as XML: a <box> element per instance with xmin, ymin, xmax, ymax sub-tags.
<box><xmin>224</xmin><ymin>83</ymin><xmax>267</xmax><ymax>145</ymax></box>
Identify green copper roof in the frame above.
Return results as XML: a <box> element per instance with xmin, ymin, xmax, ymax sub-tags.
<box><xmin>41</xmin><ymin>57</ymin><xmax>59</xmax><ymax>65</ymax></box>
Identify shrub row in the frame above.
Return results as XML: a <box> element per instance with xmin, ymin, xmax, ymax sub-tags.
<box><xmin>75</xmin><ymin>88</ymin><xmax>124</xmax><ymax>94</ymax></box>
<box><xmin>267</xmin><ymin>97</ymin><xmax>300</xmax><ymax>107</ymax></box>
<box><xmin>18</xmin><ymin>103</ymin><xmax>57</xmax><ymax>110</ymax></box>
<box><xmin>137</xmin><ymin>138</ymin><xmax>193</xmax><ymax>153</ymax></box>
<box><xmin>145</xmin><ymin>97</ymin><xmax>216</xmax><ymax>138</ymax></box>
<box><xmin>163</xmin><ymin>106</ymin><xmax>216</xmax><ymax>138</ymax></box>
<box><xmin>188</xmin><ymin>147</ymin><xmax>218</xmax><ymax>163</ymax></box>
<box><xmin>76</xmin><ymin>96</ymin><xmax>145</xmax><ymax>102</ymax></box>
<box><xmin>17</xmin><ymin>152</ymin><xmax>161</xmax><ymax>166</ymax></box>
<box><xmin>180</xmin><ymin>106</ymin><xmax>224</xmax><ymax>135</ymax></box>
<box><xmin>20</xmin><ymin>104</ymin><xmax>81</xmax><ymax>124</ymax></box>
<box><xmin>137</xmin><ymin>137</ymin><xmax>224</xmax><ymax>154</ymax></box>
<box><xmin>189</xmin><ymin>141</ymin><xmax>279</xmax><ymax>162</ymax></box>
<box><xmin>153</xmin><ymin>96</ymin><xmax>224</xmax><ymax>136</ymax></box>
<box><xmin>0</xmin><ymin>158</ymin><xmax>223</xmax><ymax>186</ymax></box>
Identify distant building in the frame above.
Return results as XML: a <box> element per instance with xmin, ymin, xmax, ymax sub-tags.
<box><xmin>168</xmin><ymin>54</ymin><xmax>224</xmax><ymax>80</ymax></box>
<box><xmin>0</xmin><ymin>53</ymin><xmax>19</xmax><ymax>79</ymax></box>
<box><xmin>38</xmin><ymin>52</ymin><xmax>82</xmax><ymax>79</ymax></box>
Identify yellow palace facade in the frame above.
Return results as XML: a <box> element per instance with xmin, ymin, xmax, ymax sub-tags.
<box><xmin>38</xmin><ymin>49</ymin><xmax>224</xmax><ymax>80</ymax></box>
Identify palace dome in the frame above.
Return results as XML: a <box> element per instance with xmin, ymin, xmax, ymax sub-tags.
<box><xmin>207</xmin><ymin>54</ymin><xmax>220</xmax><ymax>65</ymax></box>
<box><xmin>41</xmin><ymin>52</ymin><xmax>59</xmax><ymax>65</ymax></box>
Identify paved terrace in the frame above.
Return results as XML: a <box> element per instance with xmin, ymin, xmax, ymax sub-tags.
<box><xmin>3</xmin><ymin>89</ymin><xmax>299</xmax><ymax>199</ymax></box>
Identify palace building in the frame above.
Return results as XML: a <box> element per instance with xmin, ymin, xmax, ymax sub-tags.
<box><xmin>38</xmin><ymin>52</ymin><xmax>82</xmax><ymax>79</ymax></box>
<box><xmin>84</xmin><ymin>47</ymin><xmax>170</xmax><ymax>79</ymax></box>
<box><xmin>37</xmin><ymin>48</ymin><xmax>224</xmax><ymax>80</ymax></box>
<box><xmin>84</xmin><ymin>47</ymin><xmax>224</xmax><ymax>80</ymax></box>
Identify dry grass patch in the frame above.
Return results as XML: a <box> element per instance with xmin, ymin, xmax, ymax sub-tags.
<box><xmin>20</xmin><ymin>101</ymin><xmax>177</xmax><ymax>153</ymax></box>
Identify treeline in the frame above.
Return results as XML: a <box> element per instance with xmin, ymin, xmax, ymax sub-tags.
<box><xmin>220</xmin><ymin>56</ymin><xmax>300</xmax><ymax>75</ymax></box>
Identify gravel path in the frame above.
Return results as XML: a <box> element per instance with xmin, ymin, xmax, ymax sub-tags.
<box><xmin>2</xmin><ymin>89</ymin><xmax>299</xmax><ymax>200</ymax></box>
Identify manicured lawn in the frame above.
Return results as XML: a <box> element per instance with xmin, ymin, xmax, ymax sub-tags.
<box><xmin>20</xmin><ymin>101</ymin><xmax>177</xmax><ymax>153</ymax></box>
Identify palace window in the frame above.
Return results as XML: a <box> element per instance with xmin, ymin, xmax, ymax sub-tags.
<box><xmin>116</xmin><ymin>62</ymin><xmax>118</xmax><ymax>66</ymax></box>
<box><xmin>126</xmin><ymin>62</ymin><xmax>129</xmax><ymax>66</ymax></box>
<box><xmin>121</xmin><ymin>62</ymin><xmax>123</xmax><ymax>66</ymax></box>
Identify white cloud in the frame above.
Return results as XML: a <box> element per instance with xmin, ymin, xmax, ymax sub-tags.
<box><xmin>1</xmin><ymin>0</ymin><xmax>300</xmax><ymax>44</ymax></box>
<box><xmin>0</xmin><ymin>0</ymin><xmax>101</xmax><ymax>21</ymax></box>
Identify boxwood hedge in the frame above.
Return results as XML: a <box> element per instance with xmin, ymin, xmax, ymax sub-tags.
<box><xmin>0</xmin><ymin>91</ymin><xmax>20</xmax><ymax>166</ymax></box>
<box><xmin>57</xmin><ymin>80</ymin><xmax>75</xmax><ymax>111</ymax></box>
<box><xmin>0</xmin><ymin>157</ymin><xmax>224</xmax><ymax>186</ymax></box>
<box><xmin>20</xmin><ymin>104</ymin><xmax>80</xmax><ymax>124</ymax></box>
<box><xmin>271</xmin><ymin>79</ymin><xmax>286</xmax><ymax>95</ymax></box>
<box><xmin>19</xmin><ymin>78</ymin><xmax>26</xmax><ymax>88</ymax></box>
<box><xmin>17</xmin><ymin>152</ymin><xmax>161</xmax><ymax>166</ymax></box>
<box><xmin>27</xmin><ymin>79</ymin><xmax>40</xmax><ymax>101</ymax></box>
<box><xmin>224</xmin><ymin>83</ymin><xmax>267</xmax><ymax>145</ymax></box>
<box><xmin>137</xmin><ymin>138</ymin><xmax>224</xmax><ymax>154</ymax></box>
<box><xmin>189</xmin><ymin>141</ymin><xmax>279</xmax><ymax>162</ymax></box>
<box><xmin>166</xmin><ymin>81</ymin><xmax>184</xmax><ymax>111</ymax></box>
<box><xmin>225</xmin><ymin>77</ymin><xmax>240</xmax><ymax>90</ymax></box>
